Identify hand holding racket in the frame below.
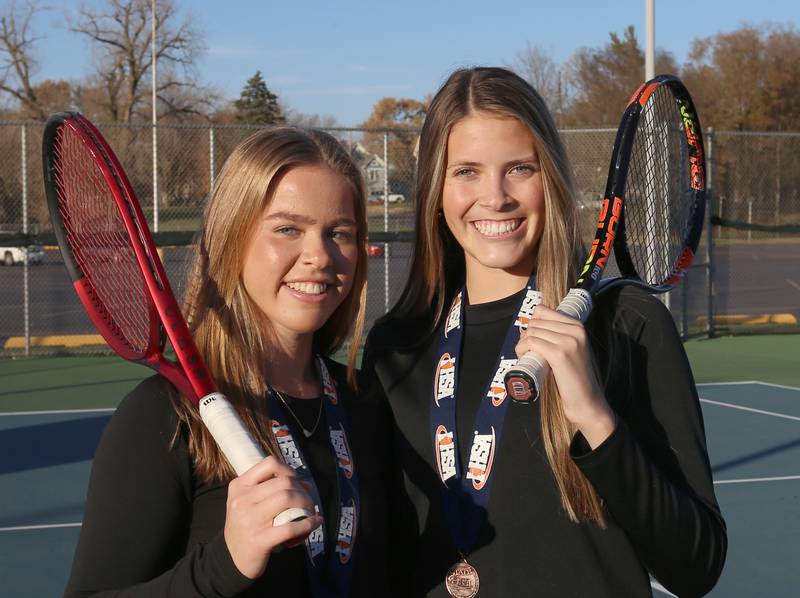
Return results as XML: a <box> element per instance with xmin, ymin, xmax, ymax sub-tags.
<box><xmin>504</xmin><ymin>74</ymin><xmax>706</xmax><ymax>402</ymax></box>
<box><xmin>42</xmin><ymin>112</ymin><xmax>311</xmax><ymax>528</ymax></box>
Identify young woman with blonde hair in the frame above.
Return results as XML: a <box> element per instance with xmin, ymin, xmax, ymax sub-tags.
<box><xmin>363</xmin><ymin>67</ymin><xmax>726</xmax><ymax>597</ymax></box>
<box><xmin>66</xmin><ymin>127</ymin><xmax>394</xmax><ymax>597</ymax></box>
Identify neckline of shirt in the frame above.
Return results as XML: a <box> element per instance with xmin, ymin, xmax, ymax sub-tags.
<box><xmin>463</xmin><ymin>285</ymin><xmax>530</xmax><ymax>325</ymax></box>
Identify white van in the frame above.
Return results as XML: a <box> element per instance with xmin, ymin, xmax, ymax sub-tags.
<box><xmin>1</xmin><ymin>244</ymin><xmax>45</xmax><ymax>266</ymax></box>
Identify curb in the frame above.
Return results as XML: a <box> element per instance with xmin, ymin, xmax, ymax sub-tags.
<box><xmin>695</xmin><ymin>314</ymin><xmax>798</xmax><ymax>326</ymax></box>
<box><xmin>3</xmin><ymin>334</ymin><xmax>106</xmax><ymax>349</ymax></box>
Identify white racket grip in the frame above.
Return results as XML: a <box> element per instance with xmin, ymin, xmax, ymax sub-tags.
<box><xmin>555</xmin><ymin>288</ymin><xmax>593</xmax><ymax>323</ymax></box>
<box><xmin>504</xmin><ymin>289</ymin><xmax>593</xmax><ymax>403</ymax></box>
<box><xmin>199</xmin><ymin>393</ymin><xmax>311</xmax><ymax>526</ymax></box>
<box><xmin>199</xmin><ymin>393</ymin><xmax>267</xmax><ymax>474</ymax></box>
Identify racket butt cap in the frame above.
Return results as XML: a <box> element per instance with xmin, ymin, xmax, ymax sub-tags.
<box><xmin>504</xmin><ymin>371</ymin><xmax>539</xmax><ymax>403</ymax></box>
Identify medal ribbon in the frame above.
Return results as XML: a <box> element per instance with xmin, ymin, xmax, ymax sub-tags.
<box><xmin>430</xmin><ymin>279</ymin><xmax>540</xmax><ymax>555</ymax></box>
<box><xmin>267</xmin><ymin>356</ymin><xmax>359</xmax><ymax>598</ymax></box>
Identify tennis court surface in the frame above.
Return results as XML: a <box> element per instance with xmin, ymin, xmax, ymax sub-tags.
<box><xmin>1</xmin><ymin>348</ymin><xmax>799</xmax><ymax>596</ymax></box>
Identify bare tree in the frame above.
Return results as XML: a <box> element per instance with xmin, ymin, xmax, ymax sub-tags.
<box><xmin>70</xmin><ymin>0</ymin><xmax>211</xmax><ymax>123</ymax></box>
<box><xmin>511</xmin><ymin>44</ymin><xmax>568</xmax><ymax>120</ymax></box>
<box><xmin>0</xmin><ymin>0</ymin><xmax>48</xmax><ymax>119</ymax></box>
<box><xmin>284</xmin><ymin>106</ymin><xmax>339</xmax><ymax>130</ymax></box>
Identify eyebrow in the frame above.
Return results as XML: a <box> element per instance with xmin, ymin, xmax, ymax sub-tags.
<box><xmin>264</xmin><ymin>212</ymin><xmax>357</xmax><ymax>227</ymax></box>
<box><xmin>446</xmin><ymin>155</ymin><xmax>539</xmax><ymax>169</ymax></box>
<box><xmin>264</xmin><ymin>211</ymin><xmax>315</xmax><ymax>224</ymax></box>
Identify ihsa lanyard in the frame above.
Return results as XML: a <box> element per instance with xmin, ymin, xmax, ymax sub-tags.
<box><xmin>430</xmin><ymin>278</ymin><xmax>541</xmax><ymax>558</ymax></box>
<box><xmin>267</xmin><ymin>356</ymin><xmax>359</xmax><ymax>598</ymax></box>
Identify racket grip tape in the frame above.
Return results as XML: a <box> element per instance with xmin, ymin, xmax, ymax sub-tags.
<box><xmin>503</xmin><ymin>289</ymin><xmax>593</xmax><ymax>403</ymax></box>
<box><xmin>199</xmin><ymin>393</ymin><xmax>312</xmax><ymax>526</ymax></box>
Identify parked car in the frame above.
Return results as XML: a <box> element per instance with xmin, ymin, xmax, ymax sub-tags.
<box><xmin>368</xmin><ymin>193</ymin><xmax>406</xmax><ymax>204</ymax></box>
<box><xmin>1</xmin><ymin>244</ymin><xmax>44</xmax><ymax>266</ymax></box>
<box><xmin>367</xmin><ymin>241</ymin><xmax>385</xmax><ymax>257</ymax></box>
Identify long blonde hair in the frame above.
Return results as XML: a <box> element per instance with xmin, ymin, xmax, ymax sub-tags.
<box><xmin>390</xmin><ymin>67</ymin><xmax>604</xmax><ymax>524</ymax></box>
<box><xmin>176</xmin><ymin>127</ymin><xmax>368</xmax><ymax>483</ymax></box>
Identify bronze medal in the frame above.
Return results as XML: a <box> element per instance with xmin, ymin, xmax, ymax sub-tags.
<box><xmin>445</xmin><ymin>558</ymin><xmax>480</xmax><ymax>598</ymax></box>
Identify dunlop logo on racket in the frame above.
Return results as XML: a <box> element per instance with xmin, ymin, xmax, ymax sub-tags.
<box><xmin>577</xmin><ymin>196</ymin><xmax>623</xmax><ymax>285</ymax></box>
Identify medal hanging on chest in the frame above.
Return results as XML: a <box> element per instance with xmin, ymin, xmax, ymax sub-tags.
<box><xmin>267</xmin><ymin>356</ymin><xmax>359</xmax><ymax>598</ymax></box>
<box><xmin>445</xmin><ymin>558</ymin><xmax>480</xmax><ymax>598</ymax></box>
<box><xmin>430</xmin><ymin>279</ymin><xmax>541</xmax><ymax>597</ymax></box>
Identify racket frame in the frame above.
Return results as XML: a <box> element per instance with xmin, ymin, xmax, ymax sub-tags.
<box><xmin>43</xmin><ymin>112</ymin><xmax>213</xmax><ymax>403</ymax></box>
<box><xmin>578</xmin><ymin>74</ymin><xmax>706</xmax><ymax>298</ymax></box>
<box><xmin>43</xmin><ymin>112</ymin><xmax>310</xmax><ymax>526</ymax></box>
<box><xmin>608</xmin><ymin>75</ymin><xmax>706</xmax><ymax>294</ymax></box>
<box><xmin>503</xmin><ymin>74</ymin><xmax>706</xmax><ymax>402</ymax></box>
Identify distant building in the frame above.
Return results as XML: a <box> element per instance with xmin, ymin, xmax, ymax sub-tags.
<box><xmin>342</xmin><ymin>140</ymin><xmax>388</xmax><ymax>202</ymax></box>
<box><xmin>360</xmin><ymin>153</ymin><xmax>388</xmax><ymax>202</ymax></box>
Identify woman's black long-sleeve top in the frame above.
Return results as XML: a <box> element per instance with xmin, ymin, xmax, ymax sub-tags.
<box><xmin>362</xmin><ymin>285</ymin><xmax>727</xmax><ymax>597</ymax></box>
<box><xmin>64</xmin><ymin>359</ymin><xmax>394</xmax><ymax>597</ymax></box>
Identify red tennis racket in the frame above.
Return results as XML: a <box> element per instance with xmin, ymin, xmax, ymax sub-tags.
<box><xmin>42</xmin><ymin>112</ymin><xmax>309</xmax><ymax>527</ymax></box>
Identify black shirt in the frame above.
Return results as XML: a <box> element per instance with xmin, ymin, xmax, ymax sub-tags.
<box><xmin>64</xmin><ymin>359</ymin><xmax>394</xmax><ymax>597</ymax></box>
<box><xmin>363</xmin><ymin>286</ymin><xmax>727</xmax><ymax>597</ymax></box>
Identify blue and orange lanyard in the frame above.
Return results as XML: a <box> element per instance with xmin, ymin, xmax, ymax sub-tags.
<box><xmin>430</xmin><ymin>279</ymin><xmax>541</xmax><ymax>556</ymax></box>
<box><xmin>267</xmin><ymin>356</ymin><xmax>359</xmax><ymax>598</ymax></box>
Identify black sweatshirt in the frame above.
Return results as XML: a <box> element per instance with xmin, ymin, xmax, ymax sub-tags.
<box><xmin>64</xmin><ymin>359</ymin><xmax>395</xmax><ymax>598</ymax></box>
<box><xmin>363</xmin><ymin>285</ymin><xmax>727</xmax><ymax>598</ymax></box>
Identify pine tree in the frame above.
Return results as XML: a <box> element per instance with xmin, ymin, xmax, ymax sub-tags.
<box><xmin>234</xmin><ymin>71</ymin><xmax>284</xmax><ymax>124</ymax></box>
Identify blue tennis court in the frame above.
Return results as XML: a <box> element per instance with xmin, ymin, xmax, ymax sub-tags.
<box><xmin>2</xmin><ymin>381</ymin><xmax>799</xmax><ymax>597</ymax></box>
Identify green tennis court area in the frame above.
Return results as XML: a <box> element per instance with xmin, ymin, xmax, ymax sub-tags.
<box><xmin>1</xmin><ymin>334</ymin><xmax>799</xmax><ymax>597</ymax></box>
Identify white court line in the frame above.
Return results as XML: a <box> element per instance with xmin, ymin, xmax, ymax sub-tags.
<box><xmin>651</xmin><ymin>581</ymin><xmax>678</xmax><ymax>597</ymax></box>
<box><xmin>715</xmin><ymin>475</ymin><xmax>800</xmax><ymax>485</ymax></box>
<box><xmin>0</xmin><ymin>522</ymin><xmax>81</xmax><ymax>532</ymax></box>
<box><xmin>697</xmin><ymin>381</ymin><xmax>761</xmax><ymax>387</ymax></box>
<box><xmin>696</xmin><ymin>381</ymin><xmax>762</xmax><ymax>388</ymax></box>
<box><xmin>697</xmin><ymin>381</ymin><xmax>800</xmax><ymax>392</ymax></box>
<box><xmin>787</xmin><ymin>278</ymin><xmax>800</xmax><ymax>292</ymax></box>
<box><xmin>0</xmin><ymin>407</ymin><xmax>115</xmax><ymax>417</ymax></box>
<box><xmin>699</xmin><ymin>398</ymin><xmax>800</xmax><ymax>422</ymax></box>
<box><xmin>751</xmin><ymin>381</ymin><xmax>800</xmax><ymax>392</ymax></box>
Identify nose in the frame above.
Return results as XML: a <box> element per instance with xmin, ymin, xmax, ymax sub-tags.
<box><xmin>301</xmin><ymin>233</ymin><xmax>335</xmax><ymax>270</ymax></box>
<box><xmin>479</xmin><ymin>172</ymin><xmax>514</xmax><ymax>211</ymax></box>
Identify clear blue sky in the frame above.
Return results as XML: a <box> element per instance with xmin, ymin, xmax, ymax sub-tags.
<box><xmin>33</xmin><ymin>0</ymin><xmax>798</xmax><ymax>126</ymax></box>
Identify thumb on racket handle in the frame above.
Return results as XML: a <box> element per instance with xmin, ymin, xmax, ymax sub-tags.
<box><xmin>199</xmin><ymin>393</ymin><xmax>312</xmax><ymax>526</ymax></box>
<box><xmin>503</xmin><ymin>289</ymin><xmax>593</xmax><ymax>403</ymax></box>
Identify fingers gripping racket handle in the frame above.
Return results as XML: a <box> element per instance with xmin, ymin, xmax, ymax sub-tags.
<box><xmin>503</xmin><ymin>289</ymin><xmax>593</xmax><ymax>403</ymax></box>
<box><xmin>199</xmin><ymin>394</ymin><xmax>310</xmax><ymax>526</ymax></box>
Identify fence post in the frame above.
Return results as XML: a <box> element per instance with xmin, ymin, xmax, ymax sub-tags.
<box><xmin>775</xmin><ymin>138</ymin><xmax>781</xmax><ymax>237</ymax></box>
<box><xmin>681</xmin><ymin>269</ymin><xmax>689</xmax><ymax>339</ymax></box>
<box><xmin>209</xmin><ymin>127</ymin><xmax>215</xmax><ymax>192</ymax></box>
<box><xmin>21</xmin><ymin>124</ymin><xmax>30</xmax><ymax>356</ymax></box>
<box><xmin>153</xmin><ymin>123</ymin><xmax>159</xmax><ymax>232</ymax></box>
<box><xmin>383</xmin><ymin>132</ymin><xmax>389</xmax><ymax>313</ymax></box>
<box><xmin>705</xmin><ymin>127</ymin><xmax>715</xmax><ymax>338</ymax></box>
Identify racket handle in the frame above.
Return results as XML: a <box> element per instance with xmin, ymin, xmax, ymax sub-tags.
<box><xmin>199</xmin><ymin>393</ymin><xmax>312</xmax><ymax>526</ymax></box>
<box><xmin>503</xmin><ymin>289</ymin><xmax>593</xmax><ymax>403</ymax></box>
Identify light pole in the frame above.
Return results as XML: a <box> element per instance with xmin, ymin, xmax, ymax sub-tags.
<box><xmin>152</xmin><ymin>0</ymin><xmax>159</xmax><ymax>232</ymax></box>
<box><xmin>645</xmin><ymin>0</ymin><xmax>655</xmax><ymax>81</ymax></box>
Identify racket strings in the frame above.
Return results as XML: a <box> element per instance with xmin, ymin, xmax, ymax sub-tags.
<box><xmin>624</xmin><ymin>86</ymin><xmax>695</xmax><ymax>286</ymax></box>
<box><xmin>53</xmin><ymin>125</ymin><xmax>153</xmax><ymax>355</ymax></box>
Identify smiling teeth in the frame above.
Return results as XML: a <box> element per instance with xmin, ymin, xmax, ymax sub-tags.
<box><xmin>286</xmin><ymin>282</ymin><xmax>328</xmax><ymax>295</ymax></box>
<box><xmin>473</xmin><ymin>219</ymin><xmax>521</xmax><ymax>236</ymax></box>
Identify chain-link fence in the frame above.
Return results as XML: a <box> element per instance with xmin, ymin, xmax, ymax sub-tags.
<box><xmin>1</xmin><ymin>123</ymin><xmax>798</xmax><ymax>357</ymax></box>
